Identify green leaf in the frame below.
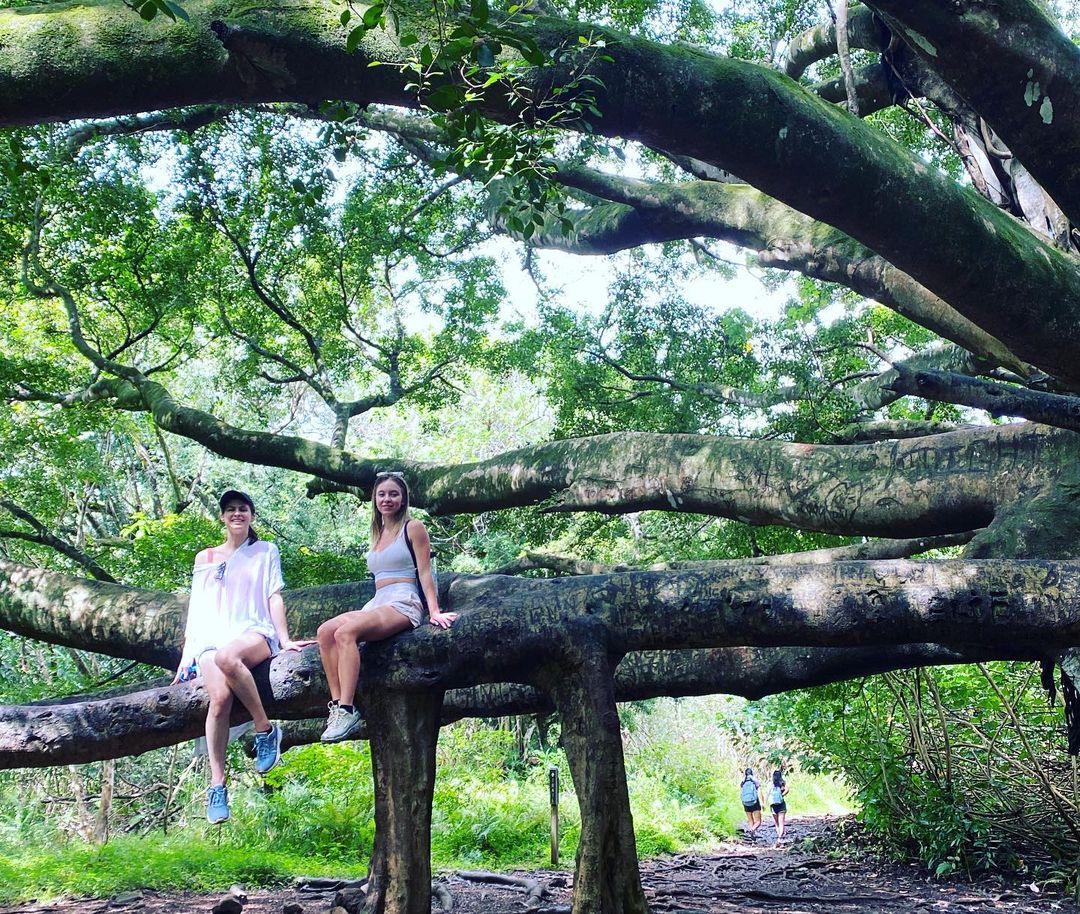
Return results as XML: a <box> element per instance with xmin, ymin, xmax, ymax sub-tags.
<box><xmin>518</xmin><ymin>38</ymin><xmax>545</xmax><ymax>66</ymax></box>
<box><xmin>362</xmin><ymin>3</ymin><xmax>384</xmax><ymax>28</ymax></box>
<box><xmin>474</xmin><ymin>43</ymin><xmax>496</xmax><ymax>68</ymax></box>
<box><xmin>470</xmin><ymin>0</ymin><xmax>489</xmax><ymax>25</ymax></box>
<box><xmin>163</xmin><ymin>0</ymin><xmax>189</xmax><ymax>20</ymax></box>
<box><xmin>340</xmin><ymin>8</ymin><xmax>352</xmax><ymax>25</ymax></box>
<box><xmin>426</xmin><ymin>84</ymin><xmax>464</xmax><ymax>112</ymax></box>
<box><xmin>138</xmin><ymin>1</ymin><xmax>158</xmax><ymax>20</ymax></box>
<box><xmin>399</xmin><ymin>33</ymin><xmax>420</xmax><ymax>46</ymax></box>
<box><xmin>346</xmin><ymin>24</ymin><xmax>366</xmax><ymax>53</ymax></box>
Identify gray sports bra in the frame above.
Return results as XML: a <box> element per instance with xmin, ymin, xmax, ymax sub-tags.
<box><xmin>366</xmin><ymin>524</ymin><xmax>417</xmax><ymax>583</ymax></box>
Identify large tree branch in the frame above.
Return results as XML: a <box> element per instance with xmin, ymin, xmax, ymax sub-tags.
<box><xmin>780</xmin><ymin>5</ymin><xmax>889</xmax><ymax>79</ymax></box>
<box><xmin>0</xmin><ymin>558</ymin><xmax>1072</xmax><ymax>767</ymax></box>
<box><xmin>889</xmin><ymin>368</ymin><xmax>1080</xmax><ymax>433</ymax></box>
<box><xmin>509</xmin><ymin>166</ymin><xmax>1030</xmax><ymax>376</ymax></box>
<box><xmin>2</xmin><ymin>2</ymin><xmax>1080</xmax><ymax>386</ymax></box>
<box><xmin>21</xmin><ymin>322</ymin><xmax>1063</xmax><ymax>532</ymax></box>
<box><xmin>867</xmin><ymin>0</ymin><xmax>1080</xmax><ymax>227</ymax></box>
<box><xmin>293</xmin><ymin>421</ymin><xmax>1070</xmax><ymax>535</ymax></box>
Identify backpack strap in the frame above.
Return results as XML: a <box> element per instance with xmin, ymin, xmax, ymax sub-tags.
<box><xmin>402</xmin><ymin>520</ymin><xmax>430</xmax><ymax>613</ymax></box>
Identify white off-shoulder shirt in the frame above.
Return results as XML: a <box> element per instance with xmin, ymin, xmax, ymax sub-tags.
<box><xmin>181</xmin><ymin>540</ymin><xmax>285</xmax><ymax>661</ymax></box>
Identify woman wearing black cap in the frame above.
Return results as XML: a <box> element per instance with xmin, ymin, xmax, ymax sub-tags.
<box><xmin>174</xmin><ymin>490</ymin><xmax>311</xmax><ymax>824</ymax></box>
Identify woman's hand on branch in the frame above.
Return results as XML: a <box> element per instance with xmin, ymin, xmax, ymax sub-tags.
<box><xmin>171</xmin><ymin>657</ymin><xmax>193</xmax><ymax>685</ymax></box>
<box><xmin>280</xmin><ymin>638</ymin><xmax>317</xmax><ymax>651</ymax></box>
<box><xmin>428</xmin><ymin>611</ymin><xmax>458</xmax><ymax>629</ymax></box>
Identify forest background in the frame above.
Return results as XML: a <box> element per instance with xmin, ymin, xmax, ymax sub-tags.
<box><xmin>0</xmin><ymin>0</ymin><xmax>1079</xmax><ymax>902</ymax></box>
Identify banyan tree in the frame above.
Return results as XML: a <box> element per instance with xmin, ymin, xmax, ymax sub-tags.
<box><xmin>2</xmin><ymin>0</ymin><xmax>1080</xmax><ymax>912</ymax></box>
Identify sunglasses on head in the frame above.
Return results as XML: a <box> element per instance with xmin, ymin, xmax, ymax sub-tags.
<box><xmin>375</xmin><ymin>470</ymin><xmax>405</xmax><ymax>480</ymax></box>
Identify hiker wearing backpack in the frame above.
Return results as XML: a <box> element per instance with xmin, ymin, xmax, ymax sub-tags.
<box><xmin>769</xmin><ymin>768</ymin><xmax>789</xmax><ymax>845</ymax></box>
<box><xmin>739</xmin><ymin>767</ymin><xmax>762</xmax><ymax>838</ymax></box>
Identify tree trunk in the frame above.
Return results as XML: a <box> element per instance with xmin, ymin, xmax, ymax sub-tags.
<box><xmin>362</xmin><ymin>689</ymin><xmax>444</xmax><ymax>914</ymax></box>
<box><xmin>536</xmin><ymin>624</ymin><xmax>648</xmax><ymax>914</ymax></box>
<box><xmin>94</xmin><ymin>757</ymin><xmax>114</xmax><ymax>844</ymax></box>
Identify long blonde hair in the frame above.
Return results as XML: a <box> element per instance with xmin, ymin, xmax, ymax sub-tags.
<box><xmin>370</xmin><ymin>473</ymin><xmax>411</xmax><ymax>546</ymax></box>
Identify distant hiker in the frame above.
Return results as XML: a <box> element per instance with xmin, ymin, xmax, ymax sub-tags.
<box><xmin>769</xmin><ymin>768</ymin><xmax>789</xmax><ymax>845</ymax></box>
<box><xmin>740</xmin><ymin>767</ymin><xmax>762</xmax><ymax>838</ymax></box>
<box><xmin>316</xmin><ymin>471</ymin><xmax>457</xmax><ymax>743</ymax></box>
<box><xmin>174</xmin><ymin>490</ymin><xmax>312</xmax><ymax>824</ymax></box>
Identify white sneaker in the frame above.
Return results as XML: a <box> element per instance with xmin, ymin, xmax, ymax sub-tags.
<box><xmin>321</xmin><ymin>704</ymin><xmax>363</xmax><ymax>743</ymax></box>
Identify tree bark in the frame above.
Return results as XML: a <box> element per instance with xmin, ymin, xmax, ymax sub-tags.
<box><xmin>362</xmin><ymin>689</ymin><xmax>444</xmax><ymax>914</ymax></box>
<box><xmin>866</xmin><ymin>0</ymin><xmax>1080</xmax><ymax>227</ymax></box>
<box><xmin>889</xmin><ymin>368</ymin><xmax>1080</xmax><ymax>434</ymax></box>
<box><xmin>0</xmin><ymin>638</ymin><xmax>1052</xmax><ymax>768</ymax></box>
<box><xmin>534</xmin><ymin>624</ymin><xmax>647</xmax><ymax>914</ymax></box>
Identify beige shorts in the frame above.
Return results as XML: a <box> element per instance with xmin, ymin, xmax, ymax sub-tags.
<box><xmin>361</xmin><ymin>582</ymin><xmax>424</xmax><ymax>628</ymax></box>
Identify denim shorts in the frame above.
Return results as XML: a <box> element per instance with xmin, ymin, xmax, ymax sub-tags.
<box><xmin>194</xmin><ymin>631</ymin><xmax>277</xmax><ymax>675</ymax></box>
<box><xmin>361</xmin><ymin>582</ymin><xmax>424</xmax><ymax>628</ymax></box>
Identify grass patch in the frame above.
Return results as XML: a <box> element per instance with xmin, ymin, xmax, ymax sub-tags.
<box><xmin>0</xmin><ymin>697</ymin><xmax>854</xmax><ymax>901</ymax></box>
<box><xmin>0</xmin><ymin>835</ymin><xmax>363</xmax><ymax>903</ymax></box>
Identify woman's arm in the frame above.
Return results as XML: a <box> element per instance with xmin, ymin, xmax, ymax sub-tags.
<box><xmin>269</xmin><ymin>590</ymin><xmax>315</xmax><ymax>650</ymax></box>
<box><xmin>410</xmin><ymin>521</ymin><xmax>458</xmax><ymax>629</ymax></box>
<box><xmin>269</xmin><ymin>591</ymin><xmax>312</xmax><ymax>650</ymax></box>
<box><xmin>173</xmin><ymin>555</ymin><xmax>207</xmax><ymax>684</ymax></box>
<box><xmin>266</xmin><ymin>543</ymin><xmax>314</xmax><ymax>650</ymax></box>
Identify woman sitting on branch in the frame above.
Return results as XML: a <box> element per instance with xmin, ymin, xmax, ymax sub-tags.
<box><xmin>174</xmin><ymin>489</ymin><xmax>312</xmax><ymax>824</ymax></box>
<box><xmin>317</xmin><ymin>471</ymin><xmax>457</xmax><ymax>743</ymax></box>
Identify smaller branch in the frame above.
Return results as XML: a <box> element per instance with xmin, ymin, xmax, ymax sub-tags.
<box><xmin>779</xmin><ymin>5</ymin><xmax>889</xmax><ymax>80</ymax></box>
<box><xmin>591</xmin><ymin>349</ymin><xmax>802</xmax><ymax>409</ymax></box>
<box><xmin>831</xmin><ymin>419</ymin><xmax>975</xmax><ymax>444</ymax></box>
<box><xmin>403</xmin><ymin>175</ymin><xmax>467</xmax><ymax>223</ymax></box>
<box><xmin>214</xmin><ymin>220</ymin><xmax>331</xmax><ymax>383</ymax></box>
<box><xmin>888</xmin><ymin>369</ymin><xmax>1080</xmax><ymax>433</ymax></box>
<box><xmin>490</xmin><ymin>532</ymin><xmax>975</xmax><ymax>576</ymax></box>
<box><xmin>0</xmin><ymin>502</ymin><xmax>117</xmax><ymax>582</ymax></box>
<box><xmin>830</xmin><ymin>0</ymin><xmax>860</xmax><ymax>116</ymax></box>
<box><xmin>64</xmin><ymin>106</ymin><xmax>235</xmax><ymax>153</ymax></box>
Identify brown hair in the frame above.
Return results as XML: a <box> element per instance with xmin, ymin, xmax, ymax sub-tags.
<box><xmin>369</xmin><ymin>473</ymin><xmax>411</xmax><ymax>546</ymax></box>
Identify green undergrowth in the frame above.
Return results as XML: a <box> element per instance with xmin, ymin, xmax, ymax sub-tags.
<box><xmin>0</xmin><ymin>698</ymin><xmax>853</xmax><ymax>902</ymax></box>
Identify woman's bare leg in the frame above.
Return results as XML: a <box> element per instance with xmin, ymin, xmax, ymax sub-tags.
<box><xmin>317</xmin><ymin>615</ymin><xmax>352</xmax><ymax>702</ymax></box>
<box><xmin>200</xmin><ymin>660</ymin><xmax>234</xmax><ymax>786</ymax></box>
<box><xmin>205</xmin><ymin>633</ymin><xmax>273</xmax><ymax>731</ymax></box>
<box><xmin>331</xmin><ymin>606</ymin><xmax>413</xmax><ymax>707</ymax></box>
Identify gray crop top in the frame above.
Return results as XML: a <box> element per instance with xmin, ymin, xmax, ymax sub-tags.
<box><xmin>366</xmin><ymin>524</ymin><xmax>417</xmax><ymax>583</ymax></box>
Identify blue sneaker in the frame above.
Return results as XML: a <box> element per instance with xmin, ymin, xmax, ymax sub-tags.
<box><xmin>207</xmin><ymin>784</ymin><xmax>230</xmax><ymax>824</ymax></box>
<box><xmin>253</xmin><ymin>723</ymin><xmax>282</xmax><ymax>775</ymax></box>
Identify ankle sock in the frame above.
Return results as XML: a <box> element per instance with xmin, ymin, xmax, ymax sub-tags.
<box><xmin>340</xmin><ymin>704</ymin><xmax>355</xmax><ymax>714</ymax></box>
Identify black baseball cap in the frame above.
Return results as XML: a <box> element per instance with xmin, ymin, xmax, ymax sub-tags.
<box><xmin>218</xmin><ymin>490</ymin><xmax>255</xmax><ymax>512</ymax></box>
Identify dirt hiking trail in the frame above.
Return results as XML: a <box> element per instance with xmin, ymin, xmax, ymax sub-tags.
<box><xmin>1</xmin><ymin>816</ymin><xmax>1075</xmax><ymax>914</ymax></box>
